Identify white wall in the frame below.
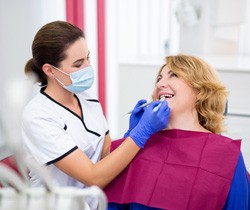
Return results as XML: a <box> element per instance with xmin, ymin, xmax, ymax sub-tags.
<box><xmin>0</xmin><ymin>0</ymin><xmax>65</xmax><ymax>159</ymax></box>
<box><xmin>84</xmin><ymin>0</ymin><xmax>99</xmax><ymax>94</ymax></box>
<box><xmin>104</xmin><ymin>0</ymin><xmax>250</xmax><ymax>171</ymax></box>
<box><xmin>106</xmin><ymin>0</ymin><xmax>173</xmax><ymax>137</ymax></box>
<box><xmin>202</xmin><ymin>55</ymin><xmax>250</xmax><ymax>171</ymax></box>
<box><xmin>178</xmin><ymin>0</ymin><xmax>247</xmax><ymax>55</ymax></box>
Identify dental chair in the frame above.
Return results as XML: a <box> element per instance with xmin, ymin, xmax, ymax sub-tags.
<box><xmin>1</xmin><ymin>156</ymin><xmax>21</xmax><ymax>177</ymax></box>
<box><xmin>0</xmin><ymin>123</ymin><xmax>107</xmax><ymax>209</ymax></box>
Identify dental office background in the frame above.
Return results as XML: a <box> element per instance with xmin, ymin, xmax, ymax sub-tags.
<box><xmin>0</xmin><ymin>0</ymin><xmax>250</xmax><ymax>171</ymax></box>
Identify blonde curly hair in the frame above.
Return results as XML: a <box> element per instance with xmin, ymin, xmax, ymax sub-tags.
<box><xmin>155</xmin><ymin>54</ymin><xmax>228</xmax><ymax>133</ymax></box>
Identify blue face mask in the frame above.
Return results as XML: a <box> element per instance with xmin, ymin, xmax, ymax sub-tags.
<box><xmin>52</xmin><ymin>65</ymin><xmax>94</xmax><ymax>94</ymax></box>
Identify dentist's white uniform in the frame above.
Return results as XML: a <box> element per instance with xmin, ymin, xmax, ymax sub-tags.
<box><xmin>22</xmin><ymin>88</ymin><xmax>108</xmax><ymax>209</ymax></box>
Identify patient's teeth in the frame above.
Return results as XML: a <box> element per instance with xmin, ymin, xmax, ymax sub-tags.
<box><xmin>160</xmin><ymin>96</ymin><xmax>166</xmax><ymax>101</ymax></box>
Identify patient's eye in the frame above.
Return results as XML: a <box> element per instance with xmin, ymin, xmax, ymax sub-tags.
<box><xmin>169</xmin><ymin>71</ymin><xmax>178</xmax><ymax>78</ymax></box>
<box><xmin>156</xmin><ymin>75</ymin><xmax>162</xmax><ymax>83</ymax></box>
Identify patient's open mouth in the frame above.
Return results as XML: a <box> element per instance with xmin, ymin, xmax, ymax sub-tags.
<box><xmin>159</xmin><ymin>94</ymin><xmax>174</xmax><ymax>100</ymax></box>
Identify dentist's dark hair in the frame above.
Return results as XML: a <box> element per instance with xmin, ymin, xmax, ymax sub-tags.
<box><xmin>24</xmin><ymin>21</ymin><xmax>84</xmax><ymax>86</ymax></box>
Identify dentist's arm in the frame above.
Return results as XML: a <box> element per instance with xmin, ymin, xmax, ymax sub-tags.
<box><xmin>100</xmin><ymin>134</ymin><xmax>112</xmax><ymax>159</ymax></box>
<box><xmin>54</xmin><ymin>101</ymin><xmax>170</xmax><ymax>189</ymax></box>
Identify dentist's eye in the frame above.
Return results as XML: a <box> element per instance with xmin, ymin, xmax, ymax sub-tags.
<box><xmin>74</xmin><ymin>61</ymin><xmax>83</xmax><ymax>68</ymax></box>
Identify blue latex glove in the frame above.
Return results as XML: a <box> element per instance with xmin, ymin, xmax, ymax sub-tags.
<box><xmin>129</xmin><ymin>100</ymin><xmax>170</xmax><ymax>148</ymax></box>
<box><xmin>124</xmin><ymin>99</ymin><xmax>147</xmax><ymax>138</ymax></box>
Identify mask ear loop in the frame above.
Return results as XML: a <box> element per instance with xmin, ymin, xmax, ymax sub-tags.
<box><xmin>54</xmin><ymin>77</ymin><xmax>67</xmax><ymax>88</ymax></box>
<box><xmin>51</xmin><ymin>65</ymin><xmax>70</xmax><ymax>88</ymax></box>
<box><xmin>51</xmin><ymin>65</ymin><xmax>70</xmax><ymax>76</ymax></box>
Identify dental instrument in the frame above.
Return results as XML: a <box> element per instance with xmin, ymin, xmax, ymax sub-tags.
<box><xmin>126</xmin><ymin>96</ymin><xmax>166</xmax><ymax>115</ymax></box>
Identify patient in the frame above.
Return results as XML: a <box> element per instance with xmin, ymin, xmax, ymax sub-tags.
<box><xmin>104</xmin><ymin>54</ymin><xmax>250</xmax><ymax>209</ymax></box>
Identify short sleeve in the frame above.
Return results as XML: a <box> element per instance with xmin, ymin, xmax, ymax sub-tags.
<box><xmin>22</xmin><ymin>107</ymin><xmax>77</xmax><ymax>165</ymax></box>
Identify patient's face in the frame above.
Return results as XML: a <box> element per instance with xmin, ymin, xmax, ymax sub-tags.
<box><xmin>152</xmin><ymin>66</ymin><xmax>197</xmax><ymax>115</ymax></box>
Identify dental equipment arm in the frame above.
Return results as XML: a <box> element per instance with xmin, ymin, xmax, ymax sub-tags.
<box><xmin>0</xmin><ymin>163</ymin><xmax>27</xmax><ymax>193</ymax></box>
<box><xmin>126</xmin><ymin>96</ymin><xmax>166</xmax><ymax>115</ymax></box>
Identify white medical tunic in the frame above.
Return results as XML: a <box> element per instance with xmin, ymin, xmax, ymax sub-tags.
<box><xmin>21</xmin><ymin>88</ymin><xmax>109</xmax><ymax>189</ymax></box>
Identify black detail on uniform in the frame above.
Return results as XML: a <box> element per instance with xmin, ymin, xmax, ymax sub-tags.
<box><xmin>81</xmin><ymin>121</ymin><xmax>101</xmax><ymax>137</ymax></box>
<box><xmin>86</xmin><ymin>99</ymin><xmax>99</xmax><ymax>103</ymax></box>
<box><xmin>46</xmin><ymin>146</ymin><xmax>78</xmax><ymax>165</ymax></box>
<box><xmin>41</xmin><ymin>90</ymin><xmax>102</xmax><ymax>137</ymax></box>
<box><xmin>75</xmin><ymin>96</ymin><xmax>101</xmax><ymax>137</ymax></box>
<box><xmin>64</xmin><ymin>124</ymin><xmax>67</xmax><ymax>130</ymax></box>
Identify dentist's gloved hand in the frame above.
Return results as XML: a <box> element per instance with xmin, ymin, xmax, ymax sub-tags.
<box><xmin>129</xmin><ymin>100</ymin><xmax>170</xmax><ymax>148</ymax></box>
<box><xmin>124</xmin><ymin>99</ymin><xmax>147</xmax><ymax>138</ymax></box>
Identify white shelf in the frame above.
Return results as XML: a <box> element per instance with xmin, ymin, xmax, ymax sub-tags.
<box><xmin>199</xmin><ymin>55</ymin><xmax>250</xmax><ymax>72</ymax></box>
